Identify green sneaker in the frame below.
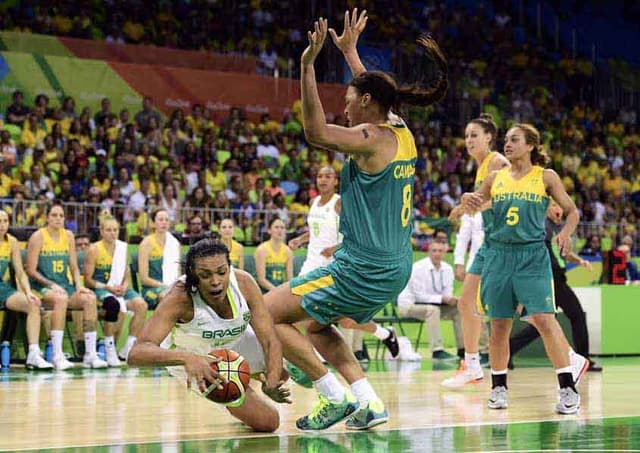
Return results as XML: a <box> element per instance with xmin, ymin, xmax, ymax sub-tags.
<box><xmin>345</xmin><ymin>398</ymin><xmax>389</xmax><ymax>430</ymax></box>
<box><xmin>286</xmin><ymin>362</ymin><xmax>313</xmax><ymax>389</ymax></box>
<box><xmin>296</xmin><ymin>392</ymin><xmax>359</xmax><ymax>430</ymax></box>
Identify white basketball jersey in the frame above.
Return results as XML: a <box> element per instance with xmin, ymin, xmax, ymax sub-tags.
<box><xmin>303</xmin><ymin>194</ymin><xmax>340</xmax><ymax>271</ymax></box>
<box><xmin>172</xmin><ymin>270</ymin><xmax>252</xmax><ymax>354</ymax></box>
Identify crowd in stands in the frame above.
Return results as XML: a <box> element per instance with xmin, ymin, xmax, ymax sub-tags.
<box><xmin>0</xmin><ymin>1</ymin><xmax>638</xmax><ymax>253</ymax></box>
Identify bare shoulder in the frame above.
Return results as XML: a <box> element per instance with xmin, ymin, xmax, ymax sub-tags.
<box><xmin>65</xmin><ymin>229</ymin><xmax>75</xmax><ymax>241</ymax></box>
<box><xmin>162</xmin><ymin>282</ymin><xmax>192</xmax><ymax>311</ymax></box>
<box><xmin>233</xmin><ymin>268</ymin><xmax>259</xmax><ymax>290</ymax></box>
<box><xmin>489</xmin><ymin>152</ymin><xmax>510</xmax><ymax>170</ymax></box>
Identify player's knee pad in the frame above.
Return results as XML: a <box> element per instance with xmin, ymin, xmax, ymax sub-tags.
<box><xmin>103</xmin><ymin>296</ymin><xmax>120</xmax><ymax>322</ymax></box>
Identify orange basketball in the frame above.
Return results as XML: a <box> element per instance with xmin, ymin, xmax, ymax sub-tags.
<box><xmin>205</xmin><ymin>349</ymin><xmax>251</xmax><ymax>405</ymax></box>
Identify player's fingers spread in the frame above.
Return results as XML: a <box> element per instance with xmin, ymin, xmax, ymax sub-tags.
<box><xmin>328</xmin><ymin>28</ymin><xmax>338</xmax><ymax>42</ymax></box>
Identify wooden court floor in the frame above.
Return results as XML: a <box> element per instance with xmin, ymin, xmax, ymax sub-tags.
<box><xmin>1</xmin><ymin>358</ymin><xmax>639</xmax><ymax>452</ymax></box>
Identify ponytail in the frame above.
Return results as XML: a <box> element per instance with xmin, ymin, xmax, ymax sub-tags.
<box><xmin>396</xmin><ymin>35</ymin><xmax>449</xmax><ymax>107</ymax></box>
<box><xmin>349</xmin><ymin>35</ymin><xmax>449</xmax><ymax>113</ymax></box>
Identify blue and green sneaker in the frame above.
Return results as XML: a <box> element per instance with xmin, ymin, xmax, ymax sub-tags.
<box><xmin>296</xmin><ymin>392</ymin><xmax>359</xmax><ymax>430</ymax></box>
<box><xmin>345</xmin><ymin>398</ymin><xmax>389</xmax><ymax>430</ymax></box>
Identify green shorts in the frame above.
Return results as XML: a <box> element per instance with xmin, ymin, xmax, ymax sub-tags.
<box><xmin>480</xmin><ymin>242</ymin><xmax>555</xmax><ymax>319</ymax></box>
<box><xmin>95</xmin><ymin>288</ymin><xmax>141</xmax><ymax>303</ymax></box>
<box><xmin>140</xmin><ymin>286</ymin><xmax>164</xmax><ymax>309</ymax></box>
<box><xmin>290</xmin><ymin>245</ymin><xmax>412</xmax><ymax>325</ymax></box>
<box><xmin>468</xmin><ymin>242</ymin><xmax>488</xmax><ymax>275</ymax></box>
<box><xmin>0</xmin><ymin>282</ymin><xmax>18</xmax><ymax>309</ymax></box>
<box><xmin>31</xmin><ymin>281</ymin><xmax>75</xmax><ymax>298</ymax></box>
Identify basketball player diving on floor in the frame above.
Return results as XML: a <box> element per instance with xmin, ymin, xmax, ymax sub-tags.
<box><xmin>128</xmin><ymin>239</ymin><xmax>290</xmax><ymax>432</ymax></box>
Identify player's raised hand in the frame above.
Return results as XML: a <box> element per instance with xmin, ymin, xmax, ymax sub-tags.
<box><xmin>329</xmin><ymin>8</ymin><xmax>368</xmax><ymax>53</ymax></box>
<box><xmin>301</xmin><ymin>17</ymin><xmax>328</xmax><ymax>66</ymax></box>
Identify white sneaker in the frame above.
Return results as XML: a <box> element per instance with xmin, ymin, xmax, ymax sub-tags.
<box><xmin>26</xmin><ymin>352</ymin><xmax>53</xmax><ymax>370</ymax></box>
<box><xmin>488</xmin><ymin>386</ymin><xmax>508</xmax><ymax>409</ymax></box>
<box><xmin>118</xmin><ymin>343</ymin><xmax>133</xmax><ymax>362</ymax></box>
<box><xmin>441</xmin><ymin>361</ymin><xmax>484</xmax><ymax>389</ymax></box>
<box><xmin>106</xmin><ymin>348</ymin><xmax>122</xmax><ymax>367</ymax></box>
<box><xmin>570</xmin><ymin>352</ymin><xmax>589</xmax><ymax>386</ymax></box>
<box><xmin>556</xmin><ymin>387</ymin><xmax>580</xmax><ymax>414</ymax></box>
<box><xmin>52</xmin><ymin>355</ymin><xmax>75</xmax><ymax>371</ymax></box>
<box><xmin>83</xmin><ymin>354</ymin><xmax>108</xmax><ymax>369</ymax></box>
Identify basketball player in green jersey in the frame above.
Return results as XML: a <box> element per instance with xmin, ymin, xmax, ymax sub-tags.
<box><xmin>462</xmin><ymin>124</ymin><xmax>587</xmax><ymax>414</ymax></box>
<box><xmin>254</xmin><ymin>218</ymin><xmax>293</xmax><ymax>293</ymax></box>
<box><xmin>441</xmin><ymin>114</ymin><xmax>510</xmax><ymax>388</ymax></box>
<box><xmin>0</xmin><ymin>210</ymin><xmax>52</xmax><ymax>369</ymax></box>
<box><xmin>26</xmin><ymin>201</ymin><xmax>106</xmax><ymax>370</ymax></box>
<box><xmin>265</xmin><ymin>12</ymin><xmax>449</xmax><ymax>430</ymax></box>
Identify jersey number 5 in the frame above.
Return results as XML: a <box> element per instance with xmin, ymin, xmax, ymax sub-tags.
<box><xmin>506</xmin><ymin>207</ymin><xmax>520</xmax><ymax>226</ymax></box>
<box><xmin>401</xmin><ymin>184</ymin><xmax>412</xmax><ymax>227</ymax></box>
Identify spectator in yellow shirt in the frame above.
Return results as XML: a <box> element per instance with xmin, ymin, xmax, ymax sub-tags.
<box><xmin>603</xmin><ymin>168</ymin><xmax>631</xmax><ymax>200</ymax></box>
<box><xmin>20</xmin><ymin>113</ymin><xmax>47</xmax><ymax>151</ymax></box>
<box><xmin>205</xmin><ymin>160</ymin><xmax>227</xmax><ymax>194</ymax></box>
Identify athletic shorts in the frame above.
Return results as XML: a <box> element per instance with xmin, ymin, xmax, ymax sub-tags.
<box><xmin>141</xmin><ymin>286</ymin><xmax>164</xmax><ymax>309</ymax></box>
<box><xmin>95</xmin><ymin>288</ymin><xmax>141</xmax><ymax>312</ymax></box>
<box><xmin>479</xmin><ymin>242</ymin><xmax>555</xmax><ymax>319</ymax></box>
<box><xmin>0</xmin><ymin>282</ymin><xmax>18</xmax><ymax>309</ymax></box>
<box><xmin>290</xmin><ymin>245</ymin><xmax>412</xmax><ymax>325</ymax></box>
<box><xmin>31</xmin><ymin>281</ymin><xmax>76</xmax><ymax>299</ymax></box>
<box><xmin>298</xmin><ymin>255</ymin><xmax>332</xmax><ymax>276</ymax></box>
<box><xmin>468</xmin><ymin>242</ymin><xmax>488</xmax><ymax>276</ymax></box>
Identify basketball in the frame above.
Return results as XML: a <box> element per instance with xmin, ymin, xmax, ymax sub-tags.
<box><xmin>205</xmin><ymin>349</ymin><xmax>251</xmax><ymax>405</ymax></box>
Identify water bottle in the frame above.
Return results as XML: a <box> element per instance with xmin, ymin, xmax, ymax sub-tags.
<box><xmin>0</xmin><ymin>341</ymin><xmax>10</xmax><ymax>369</ymax></box>
<box><xmin>45</xmin><ymin>340</ymin><xmax>53</xmax><ymax>363</ymax></box>
<box><xmin>97</xmin><ymin>340</ymin><xmax>106</xmax><ymax>361</ymax></box>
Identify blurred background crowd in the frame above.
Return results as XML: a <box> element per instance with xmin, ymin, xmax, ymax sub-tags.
<box><xmin>0</xmin><ymin>0</ymin><xmax>638</xmax><ymax>255</ymax></box>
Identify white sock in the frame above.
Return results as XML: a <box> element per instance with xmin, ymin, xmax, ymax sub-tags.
<box><xmin>465</xmin><ymin>352</ymin><xmax>481</xmax><ymax>371</ymax></box>
<box><xmin>373</xmin><ymin>325</ymin><xmax>391</xmax><ymax>341</ymax></box>
<box><xmin>51</xmin><ymin>330</ymin><xmax>64</xmax><ymax>359</ymax></box>
<box><xmin>84</xmin><ymin>331</ymin><xmax>97</xmax><ymax>357</ymax></box>
<box><xmin>556</xmin><ymin>366</ymin><xmax>572</xmax><ymax>375</ymax></box>
<box><xmin>491</xmin><ymin>368</ymin><xmax>508</xmax><ymax>375</ymax></box>
<box><xmin>350</xmin><ymin>378</ymin><xmax>378</xmax><ymax>406</ymax></box>
<box><xmin>28</xmin><ymin>344</ymin><xmax>40</xmax><ymax>354</ymax></box>
<box><xmin>104</xmin><ymin>336</ymin><xmax>115</xmax><ymax>349</ymax></box>
<box><xmin>313</xmin><ymin>372</ymin><xmax>346</xmax><ymax>402</ymax></box>
<box><xmin>126</xmin><ymin>336</ymin><xmax>137</xmax><ymax>349</ymax></box>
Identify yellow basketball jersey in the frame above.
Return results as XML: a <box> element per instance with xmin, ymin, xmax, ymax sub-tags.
<box><xmin>475</xmin><ymin>151</ymin><xmax>499</xmax><ymax>189</ymax></box>
<box><xmin>229</xmin><ymin>240</ymin><xmax>242</xmax><ymax>268</ymax></box>
<box><xmin>0</xmin><ymin>234</ymin><xmax>14</xmax><ymax>283</ymax></box>
<box><xmin>38</xmin><ymin>228</ymin><xmax>72</xmax><ymax>285</ymax></box>
<box><xmin>264</xmin><ymin>241</ymin><xmax>288</xmax><ymax>286</ymax></box>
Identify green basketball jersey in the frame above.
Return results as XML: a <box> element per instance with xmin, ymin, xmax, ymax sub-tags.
<box><xmin>36</xmin><ymin>227</ymin><xmax>73</xmax><ymax>286</ymax></box>
<box><xmin>0</xmin><ymin>235</ymin><xmax>13</xmax><ymax>284</ymax></box>
<box><xmin>488</xmin><ymin>166</ymin><xmax>549</xmax><ymax>244</ymax></box>
<box><xmin>339</xmin><ymin>119</ymin><xmax>417</xmax><ymax>260</ymax></box>
<box><xmin>475</xmin><ymin>151</ymin><xmax>499</xmax><ymax>234</ymax></box>
<box><xmin>145</xmin><ymin>234</ymin><xmax>164</xmax><ymax>282</ymax></box>
<box><xmin>92</xmin><ymin>240</ymin><xmax>113</xmax><ymax>284</ymax></box>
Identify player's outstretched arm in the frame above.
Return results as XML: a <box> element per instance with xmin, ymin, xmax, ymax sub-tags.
<box><xmin>329</xmin><ymin>8</ymin><xmax>368</xmax><ymax>77</ymax></box>
<box><xmin>236</xmin><ymin>270</ymin><xmax>290</xmax><ymax>403</ymax></box>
